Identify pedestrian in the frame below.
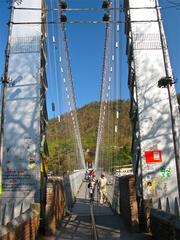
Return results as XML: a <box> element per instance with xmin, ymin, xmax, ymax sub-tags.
<box><xmin>88</xmin><ymin>175</ymin><xmax>97</xmax><ymax>201</ymax></box>
<box><xmin>84</xmin><ymin>170</ymin><xmax>89</xmax><ymax>181</ymax></box>
<box><xmin>98</xmin><ymin>172</ymin><xmax>108</xmax><ymax>205</ymax></box>
<box><xmin>88</xmin><ymin>169</ymin><xmax>95</xmax><ymax>179</ymax></box>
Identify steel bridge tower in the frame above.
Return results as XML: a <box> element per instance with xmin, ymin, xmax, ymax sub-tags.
<box><xmin>124</xmin><ymin>0</ymin><xmax>180</xmax><ymax>213</ymax></box>
<box><xmin>0</xmin><ymin>0</ymin><xmax>48</xmax><ymax>212</ymax></box>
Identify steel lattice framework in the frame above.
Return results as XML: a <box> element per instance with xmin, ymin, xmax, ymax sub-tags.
<box><xmin>124</xmin><ymin>0</ymin><xmax>180</xmax><ymax>213</ymax></box>
<box><xmin>0</xmin><ymin>0</ymin><xmax>48</xmax><ymax>209</ymax></box>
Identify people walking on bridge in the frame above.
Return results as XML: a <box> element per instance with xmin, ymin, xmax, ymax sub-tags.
<box><xmin>98</xmin><ymin>172</ymin><xmax>108</xmax><ymax>205</ymax></box>
<box><xmin>88</xmin><ymin>175</ymin><xmax>97</xmax><ymax>201</ymax></box>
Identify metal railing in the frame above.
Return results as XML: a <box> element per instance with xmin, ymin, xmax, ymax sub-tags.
<box><xmin>90</xmin><ymin>202</ymin><xmax>99</xmax><ymax>240</ymax></box>
<box><xmin>0</xmin><ymin>199</ymin><xmax>31</xmax><ymax>225</ymax></box>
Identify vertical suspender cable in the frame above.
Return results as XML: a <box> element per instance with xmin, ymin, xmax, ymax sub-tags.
<box><xmin>110</xmin><ymin>0</ymin><xmax>115</xmax><ymax>172</ymax></box>
<box><xmin>46</xmin><ymin>7</ymin><xmax>54</xmax><ymax>113</ymax></box>
<box><xmin>95</xmin><ymin>24</ymin><xmax>108</xmax><ymax>169</ymax></box>
<box><xmin>95</xmin><ymin>23</ymin><xmax>110</xmax><ymax>170</ymax></box>
<box><xmin>114</xmin><ymin>0</ymin><xmax>120</xmax><ymax>169</ymax></box>
<box><xmin>62</xmin><ymin>25</ymin><xmax>85</xmax><ymax>169</ymax></box>
<box><xmin>58</xmin><ymin>0</ymin><xmax>85</xmax><ymax>169</ymax></box>
<box><xmin>50</xmin><ymin>0</ymin><xmax>62</xmax><ymax>171</ymax></box>
<box><xmin>50</xmin><ymin>0</ymin><xmax>61</xmax><ymax>117</ymax></box>
<box><xmin>57</xmin><ymin>22</ymin><xmax>78</xmax><ymax>171</ymax></box>
<box><xmin>119</xmin><ymin>0</ymin><xmax>124</xmax><ymax>172</ymax></box>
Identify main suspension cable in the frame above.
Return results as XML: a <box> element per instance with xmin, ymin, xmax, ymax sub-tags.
<box><xmin>95</xmin><ymin>22</ymin><xmax>110</xmax><ymax>170</ymax></box>
<box><xmin>58</xmin><ymin>1</ymin><xmax>85</xmax><ymax>169</ymax></box>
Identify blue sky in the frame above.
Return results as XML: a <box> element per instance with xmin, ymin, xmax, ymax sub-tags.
<box><xmin>0</xmin><ymin>0</ymin><xmax>180</xmax><ymax>119</ymax></box>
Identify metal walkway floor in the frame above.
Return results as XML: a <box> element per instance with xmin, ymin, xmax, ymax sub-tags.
<box><xmin>54</xmin><ymin>181</ymin><xmax>149</xmax><ymax>240</ymax></box>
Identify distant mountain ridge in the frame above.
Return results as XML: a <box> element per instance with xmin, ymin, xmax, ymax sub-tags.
<box><xmin>47</xmin><ymin>94</ymin><xmax>180</xmax><ymax>173</ymax></box>
<box><xmin>47</xmin><ymin>100</ymin><xmax>131</xmax><ymax>172</ymax></box>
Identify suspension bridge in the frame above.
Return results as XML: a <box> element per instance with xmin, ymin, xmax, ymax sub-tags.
<box><xmin>0</xmin><ymin>0</ymin><xmax>180</xmax><ymax>239</ymax></box>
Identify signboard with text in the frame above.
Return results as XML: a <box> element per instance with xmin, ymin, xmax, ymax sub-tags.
<box><xmin>1</xmin><ymin>0</ymin><xmax>43</xmax><ymax>205</ymax></box>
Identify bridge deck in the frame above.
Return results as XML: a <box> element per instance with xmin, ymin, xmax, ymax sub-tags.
<box><xmin>54</xmin><ymin>181</ymin><xmax>148</xmax><ymax>240</ymax></box>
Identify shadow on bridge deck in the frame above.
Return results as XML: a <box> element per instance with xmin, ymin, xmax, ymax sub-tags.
<box><xmin>41</xmin><ymin>181</ymin><xmax>150</xmax><ymax>240</ymax></box>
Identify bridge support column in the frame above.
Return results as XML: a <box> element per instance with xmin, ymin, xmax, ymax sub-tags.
<box><xmin>42</xmin><ymin>178</ymin><xmax>65</xmax><ymax>236</ymax></box>
<box><xmin>119</xmin><ymin>175</ymin><xmax>139</xmax><ymax>232</ymax></box>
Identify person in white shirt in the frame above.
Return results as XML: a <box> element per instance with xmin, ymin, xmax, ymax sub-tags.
<box><xmin>98</xmin><ymin>173</ymin><xmax>108</xmax><ymax>204</ymax></box>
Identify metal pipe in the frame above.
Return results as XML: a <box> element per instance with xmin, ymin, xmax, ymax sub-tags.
<box><xmin>12</xmin><ymin>6</ymin><xmax>163</xmax><ymax>11</ymax></box>
<box><xmin>12</xmin><ymin>7</ymin><xmax>122</xmax><ymax>11</ymax></box>
<box><xmin>9</xmin><ymin>19</ymin><xmax>162</xmax><ymax>25</ymax></box>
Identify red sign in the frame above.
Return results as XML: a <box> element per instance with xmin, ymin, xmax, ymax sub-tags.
<box><xmin>145</xmin><ymin>150</ymin><xmax>162</xmax><ymax>164</ymax></box>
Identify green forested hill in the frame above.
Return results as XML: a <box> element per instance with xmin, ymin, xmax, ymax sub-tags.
<box><xmin>47</xmin><ymin>94</ymin><xmax>180</xmax><ymax>173</ymax></box>
<box><xmin>47</xmin><ymin>100</ymin><xmax>131</xmax><ymax>173</ymax></box>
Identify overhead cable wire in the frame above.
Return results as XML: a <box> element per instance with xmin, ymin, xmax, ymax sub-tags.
<box><xmin>166</xmin><ymin>0</ymin><xmax>180</xmax><ymax>5</ymax></box>
<box><xmin>118</xmin><ymin>0</ymin><xmax>124</xmax><ymax>171</ymax></box>
<box><xmin>50</xmin><ymin>0</ymin><xmax>61</xmax><ymax>118</ymax></box>
<box><xmin>115</xmin><ymin>0</ymin><xmax>120</xmax><ymax>170</ymax></box>
<box><xmin>49</xmin><ymin>0</ymin><xmax>62</xmax><ymax>172</ymax></box>
<box><xmin>10</xmin><ymin>19</ymin><xmax>164</xmax><ymax>25</ymax></box>
<box><xmin>109</xmin><ymin>0</ymin><xmax>115</xmax><ymax>173</ymax></box>
<box><xmin>56</xmin><ymin>16</ymin><xmax>74</xmax><ymax>171</ymax></box>
<box><xmin>105</xmin><ymin>3</ymin><xmax>114</xmax><ymax>172</ymax></box>
<box><xmin>94</xmin><ymin>23</ymin><xmax>107</xmax><ymax>169</ymax></box>
<box><xmin>61</xmin><ymin>25</ymin><xmax>85</xmax><ymax>168</ymax></box>
<box><xmin>46</xmin><ymin>7</ymin><xmax>54</xmax><ymax>115</ymax></box>
<box><xmin>58</xmin><ymin>33</ymin><xmax>77</xmax><ymax>171</ymax></box>
<box><xmin>95</xmin><ymin>22</ymin><xmax>110</xmax><ymax>170</ymax></box>
<box><xmin>62</xmin><ymin>26</ymin><xmax>84</xmax><ymax>167</ymax></box>
<box><xmin>58</xmin><ymin>1</ymin><xmax>85</xmax><ymax>169</ymax></box>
